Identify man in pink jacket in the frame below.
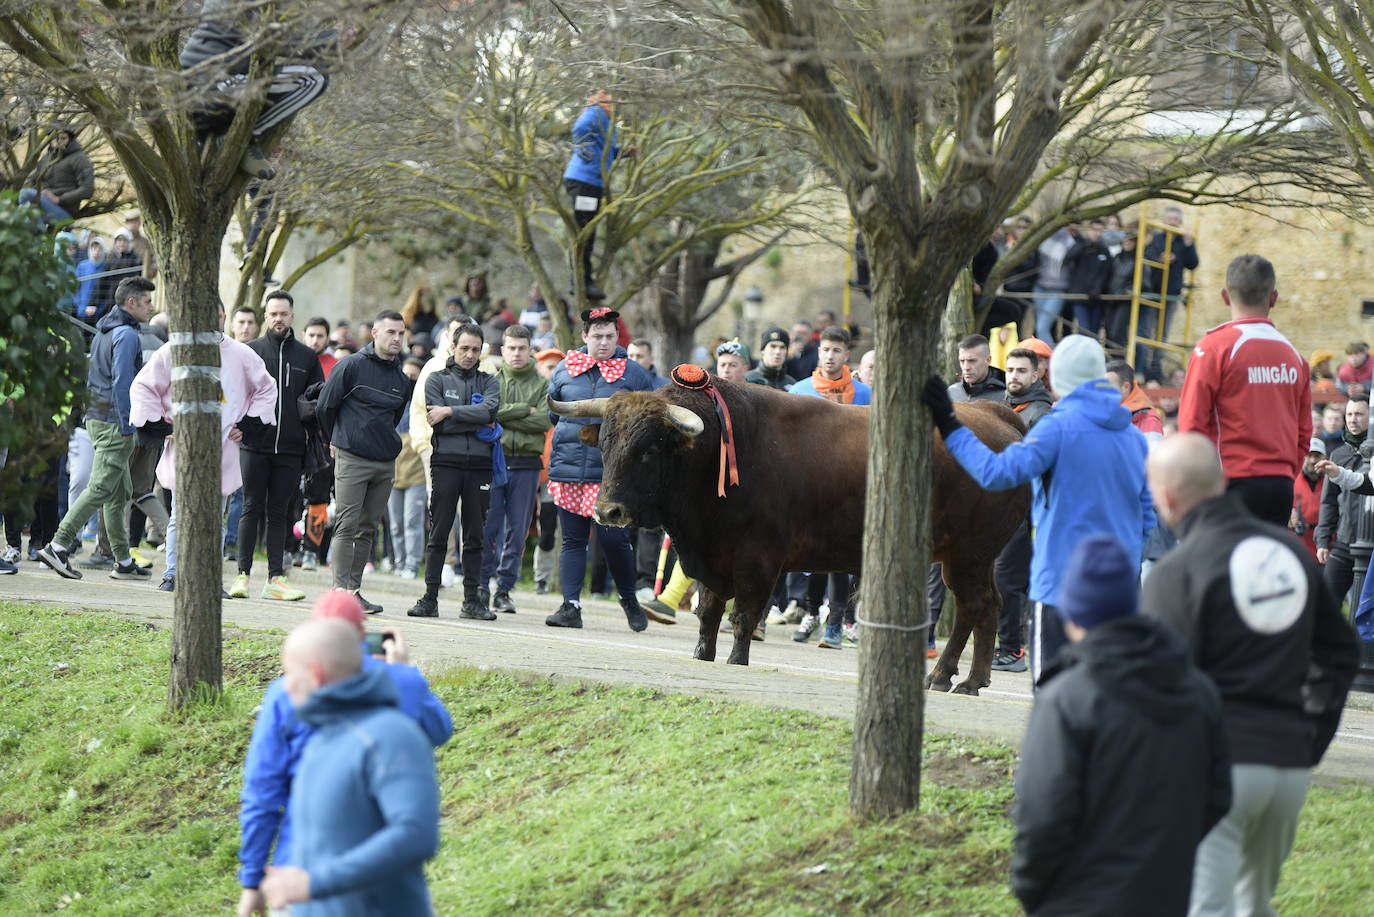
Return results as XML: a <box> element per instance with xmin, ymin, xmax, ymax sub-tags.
<box><xmin>130</xmin><ymin>307</ymin><xmax>278</xmax><ymax>592</ymax></box>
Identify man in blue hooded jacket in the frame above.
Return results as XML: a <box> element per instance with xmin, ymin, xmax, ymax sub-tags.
<box><xmin>259</xmin><ymin>616</ymin><xmax>440</xmax><ymax>916</ymax></box>
<box><xmin>563</xmin><ymin>88</ymin><xmax>637</xmax><ymax>301</ymax></box>
<box><xmin>237</xmin><ymin>592</ymin><xmax>450</xmax><ymax>917</ymax></box>
<box><xmin>921</xmin><ymin>334</ymin><xmax>1156</xmax><ymax>686</ymax></box>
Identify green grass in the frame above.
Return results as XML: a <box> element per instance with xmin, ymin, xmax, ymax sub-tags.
<box><xmin>0</xmin><ymin>601</ymin><xmax>1369</xmax><ymax>915</ymax></box>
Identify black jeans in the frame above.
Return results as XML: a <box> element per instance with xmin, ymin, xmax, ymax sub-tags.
<box><xmin>1325</xmin><ymin>543</ymin><xmax>1355</xmax><ymax>606</ymax></box>
<box><xmin>238</xmin><ymin>450</ymin><xmax>305</xmax><ymax>578</ymax></box>
<box><xmin>564</xmin><ymin>178</ymin><xmax>604</xmax><ymax>286</ymax></box>
<box><xmin>1227</xmin><ymin>476</ymin><xmax>1297</xmax><ymax>528</ymax></box>
<box><xmin>4</xmin><ymin>458</ymin><xmax>61</xmax><ymax>550</ymax></box>
<box><xmin>425</xmin><ymin>463</ymin><xmax>491</xmax><ymax>598</ymax></box>
<box><xmin>994</xmin><ymin>520</ymin><xmax>1032</xmax><ymax>654</ymax></box>
<box><xmin>806</xmin><ymin>572</ymin><xmax>856</xmax><ymax>628</ymax></box>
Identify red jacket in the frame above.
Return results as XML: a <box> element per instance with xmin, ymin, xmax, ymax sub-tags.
<box><xmin>1122</xmin><ymin>382</ymin><xmax>1164</xmax><ymax>446</ymax></box>
<box><xmin>1179</xmin><ymin>317</ymin><xmax>1312</xmax><ymax>480</ymax></box>
<box><xmin>1292</xmin><ymin>470</ymin><xmax>1323</xmax><ymax>560</ymax></box>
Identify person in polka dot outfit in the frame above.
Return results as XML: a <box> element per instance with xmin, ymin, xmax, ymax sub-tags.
<box><xmin>544</xmin><ymin>308</ymin><xmax>655</xmax><ymax>631</ymax></box>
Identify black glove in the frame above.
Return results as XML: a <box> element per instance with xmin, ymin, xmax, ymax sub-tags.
<box><xmin>920</xmin><ymin>375</ymin><xmax>962</xmax><ymax>438</ymax></box>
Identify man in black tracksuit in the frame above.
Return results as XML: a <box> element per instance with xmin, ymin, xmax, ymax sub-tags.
<box><xmin>992</xmin><ymin>347</ymin><xmax>1055</xmax><ymax>671</ymax></box>
<box><xmin>316</xmin><ymin>311</ymin><xmax>414</xmax><ymax>614</ymax></box>
<box><xmin>234</xmin><ymin>291</ymin><xmax>323</xmax><ymax>601</ymax></box>
<box><xmin>406</xmin><ymin>324</ymin><xmax>500</xmax><ymax>621</ymax></box>
<box><xmin>1012</xmin><ymin>536</ymin><xmax>1231</xmax><ymax>917</ymax></box>
<box><xmin>1315</xmin><ymin>393</ymin><xmax>1367</xmax><ymax>603</ymax></box>
<box><xmin>1142</xmin><ymin>434</ymin><xmax>1359</xmax><ymax>916</ymax></box>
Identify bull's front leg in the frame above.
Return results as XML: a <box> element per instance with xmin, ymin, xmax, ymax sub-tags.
<box><xmin>694</xmin><ymin>589</ymin><xmax>727</xmax><ymax>662</ymax></box>
<box><xmin>725</xmin><ymin>584</ymin><xmax>770</xmax><ymax>666</ymax></box>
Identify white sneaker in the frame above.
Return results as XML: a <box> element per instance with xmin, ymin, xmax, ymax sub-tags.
<box><xmin>636</xmin><ymin>586</ymin><xmax>655</xmax><ymax>603</ymax></box>
<box><xmin>440</xmin><ymin>565</ymin><xmax>457</xmax><ymax>588</ymax></box>
<box><xmin>301</xmin><ymin>553</ymin><xmax>318</xmax><ymax>571</ymax></box>
<box><xmin>397</xmin><ymin>568</ymin><xmax>418</xmax><ymax>580</ymax></box>
<box><xmin>380</xmin><ymin>557</ymin><xmax>394</xmax><ymax>573</ymax></box>
<box><xmin>782</xmin><ymin>600</ymin><xmax>803</xmax><ymax>625</ymax></box>
<box><xmin>766</xmin><ymin>605</ymin><xmax>787</xmax><ymax>625</ymax></box>
<box><xmin>1</xmin><ymin>547</ymin><xmax>19</xmax><ymax>565</ymax></box>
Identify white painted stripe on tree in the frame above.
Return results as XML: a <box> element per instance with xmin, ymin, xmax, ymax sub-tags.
<box><xmin>171</xmin><ymin>401</ymin><xmax>222</xmax><ymax>415</ymax></box>
<box><xmin>171</xmin><ymin>365</ymin><xmax>221</xmax><ymax>382</ymax></box>
<box><xmin>168</xmin><ymin>332</ymin><xmax>222</xmax><ymax>346</ymax></box>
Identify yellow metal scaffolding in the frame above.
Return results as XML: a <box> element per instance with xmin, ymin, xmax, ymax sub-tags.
<box><xmin>1125</xmin><ymin>203</ymin><xmax>1198</xmax><ymax>372</ymax></box>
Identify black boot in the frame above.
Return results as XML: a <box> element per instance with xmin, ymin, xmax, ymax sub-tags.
<box><xmin>545</xmin><ymin>600</ymin><xmax>583</xmax><ymax>628</ymax></box>
<box><xmin>460</xmin><ymin>592</ymin><xmax>496</xmax><ymax>621</ymax></box>
<box><xmin>407</xmin><ymin>594</ymin><xmax>438</xmax><ymax>618</ymax></box>
<box><xmin>620</xmin><ymin>595</ymin><xmax>648</xmax><ymax>633</ymax></box>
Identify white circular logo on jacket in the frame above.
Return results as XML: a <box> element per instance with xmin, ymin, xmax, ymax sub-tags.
<box><xmin>1228</xmin><ymin>536</ymin><xmax>1307</xmax><ymax>634</ymax></box>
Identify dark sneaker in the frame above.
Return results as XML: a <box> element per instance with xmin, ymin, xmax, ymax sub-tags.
<box><xmin>158</xmin><ymin>575</ymin><xmax>175</xmax><ymax>592</ymax></box>
<box><xmin>355</xmin><ymin>593</ymin><xmax>384</xmax><ymax>615</ymax></box>
<box><xmin>460</xmin><ymin>597</ymin><xmax>497</xmax><ymax>621</ymax></box>
<box><xmin>111</xmin><ymin>559</ymin><xmax>152</xmax><ymax>580</ymax></box>
<box><xmin>641</xmin><ymin>598</ymin><xmax>677</xmax><ymax>625</ymax></box>
<box><xmin>407</xmin><ymin>595</ymin><xmax>439</xmax><ymax>618</ymax></box>
<box><xmin>239</xmin><ymin>142</ymin><xmax>276</xmax><ymax>181</ymax></box>
<box><xmin>751</xmin><ymin>622</ymin><xmax>766</xmax><ymax>642</ymax></box>
<box><xmin>38</xmin><ymin>541</ymin><xmax>82</xmax><ymax>580</ymax></box>
<box><xmin>991</xmin><ymin>648</ymin><xmax>1027</xmax><ymax>672</ymax></box>
<box><xmin>545</xmin><ymin>601</ymin><xmax>583</xmax><ymax>628</ymax></box>
<box><xmin>792</xmin><ymin>613</ymin><xmax>819</xmax><ymax>642</ymax></box>
<box><xmin>492</xmin><ymin>591</ymin><xmax>517</xmax><ymax>614</ymax></box>
<box><xmin>79</xmin><ymin>549</ymin><xmax>116</xmax><ymax>569</ymax></box>
<box><xmin>534</xmin><ymin>579</ymin><xmax>549</xmax><ymax>595</ymax></box>
<box><xmin>620</xmin><ymin>596</ymin><xmax>648</xmax><ymax>633</ymax></box>
<box><xmin>0</xmin><ymin>558</ymin><xmax>16</xmax><ymax>575</ymax></box>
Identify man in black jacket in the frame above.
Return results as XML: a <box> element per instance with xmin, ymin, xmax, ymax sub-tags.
<box><xmin>992</xmin><ymin>347</ymin><xmax>1054</xmax><ymax>672</ymax></box>
<box><xmin>1315</xmin><ymin>393</ymin><xmax>1367</xmax><ymax>602</ymax></box>
<box><xmin>1143</xmin><ymin>433</ymin><xmax>1359</xmax><ymax>917</ymax></box>
<box><xmin>407</xmin><ymin>324</ymin><xmax>500</xmax><ymax>621</ymax></box>
<box><xmin>231</xmin><ymin>291</ymin><xmax>323</xmax><ymax>602</ymax></box>
<box><xmin>19</xmin><ymin>125</ymin><xmax>94</xmax><ymax>224</ymax></box>
<box><xmin>1012</xmin><ymin>535</ymin><xmax>1231</xmax><ymax>917</ymax></box>
<box><xmin>1064</xmin><ymin>219</ymin><xmax>1113</xmax><ymax>335</ymax></box>
<box><xmin>316</xmin><ymin>310</ymin><xmax>413</xmax><ymax>614</ymax></box>
<box><xmin>746</xmin><ymin>327</ymin><xmax>797</xmax><ymax>391</ymax></box>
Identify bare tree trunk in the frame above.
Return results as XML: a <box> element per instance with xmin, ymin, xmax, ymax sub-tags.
<box><xmin>162</xmin><ymin>212</ymin><xmax>233</xmax><ymax>710</ymax></box>
<box><xmin>850</xmin><ymin>242</ymin><xmax>941</xmax><ymax>816</ymax></box>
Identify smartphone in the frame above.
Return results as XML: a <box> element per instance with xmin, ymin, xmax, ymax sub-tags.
<box><xmin>363</xmin><ymin>632</ymin><xmax>392</xmax><ymax>656</ymax></box>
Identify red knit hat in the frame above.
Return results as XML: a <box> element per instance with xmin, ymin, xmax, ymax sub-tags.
<box><xmin>312</xmin><ymin>590</ymin><xmax>365</xmax><ymax>632</ymax></box>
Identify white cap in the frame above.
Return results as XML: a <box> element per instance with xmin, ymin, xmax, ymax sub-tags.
<box><xmin>1309</xmin><ymin>437</ymin><xmax>1326</xmax><ymax>455</ymax></box>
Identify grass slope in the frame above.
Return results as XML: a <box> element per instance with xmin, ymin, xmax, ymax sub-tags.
<box><xmin>0</xmin><ymin>602</ymin><xmax>1368</xmax><ymax>915</ymax></box>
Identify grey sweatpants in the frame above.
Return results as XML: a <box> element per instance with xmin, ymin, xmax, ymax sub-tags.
<box><xmin>1189</xmin><ymin>763</ymin><xmax>1310</xmax><ymax>917</ymax></box>
<box><xmin>332</xmin><ymin>449</ymin><xmax>394</xmax><ymax>592</ymax></box>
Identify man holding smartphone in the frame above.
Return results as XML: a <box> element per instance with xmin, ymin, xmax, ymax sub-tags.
<box><xmin>234</xmin><ymin>592</ymin><xmax>452</xmax><ymax>917</ymax></box>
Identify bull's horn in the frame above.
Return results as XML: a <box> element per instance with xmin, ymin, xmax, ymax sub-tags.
<box><xmin>549</xmin><ymin>398</ymin><xmax>610</xmax><ymax>418</ymax></box>
<box><xmin>666</xmin><ymin>405</ymin><xmax>704</xmax><ymax>437</ymax></box>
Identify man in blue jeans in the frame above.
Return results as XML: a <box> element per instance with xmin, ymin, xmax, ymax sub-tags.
<box><xmin>479</xmin><ymin>324</ymin><xmax>551</xmax><ymax>614</ymax></box>
<box><xmin>18</xmin><ymin>125</ymin><xmax>93</xmax><ymax>225</ymax></box>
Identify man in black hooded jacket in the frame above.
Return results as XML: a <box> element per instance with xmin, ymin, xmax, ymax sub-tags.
<box><xmin>1143</xmin><ymin>433</ymin><xmax>1358</xmax><ymax>917</ymax></box>
<box><xmin>1012</xmin><ymin>535</ymin><xmax>1231</xmax><ymax>917</ymax></box>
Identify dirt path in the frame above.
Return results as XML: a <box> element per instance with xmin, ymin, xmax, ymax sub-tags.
<box><xmin>3</xmin><ymin>558</ymin><xmax>1371</xmax><ymax>784</ymax></box>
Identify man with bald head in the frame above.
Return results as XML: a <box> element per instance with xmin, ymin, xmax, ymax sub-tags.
<box><xmin>1142</xmin><ymin>433</ymin><xmax>1358</xmax><ymax>917</ymax></box>
<box><xmin>258</xmin><ymin>618</ymin><xmax>441</xmax><ymax>915</ymax></box>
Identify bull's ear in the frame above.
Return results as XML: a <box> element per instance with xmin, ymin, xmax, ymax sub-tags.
<box><xmin>579</xmin><ymin>424</ymin><xmax>601</xmax><ymax>447</ymax></box>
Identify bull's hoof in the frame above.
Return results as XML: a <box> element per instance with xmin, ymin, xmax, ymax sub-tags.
<box><xmin>925</xmin><ymin>673</ymin><xmax>953</xmax><ymax>692</ymax></box>
<box><xmin>726</xmin><ymin>645</ymin><xmax>751</xmax><ymax>666</ymax></box>
<box><xmin>951</xmin><ymin>681</ymin><xmax>981</xmax><ymax>697</ymax></box>
<box><xmin>693</xmin><ymin>643</ymin><xmax>717</xmax><ymax>662</ymax></box>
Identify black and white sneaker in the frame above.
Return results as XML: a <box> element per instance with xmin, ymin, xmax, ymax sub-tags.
<box><xmin>991</xmin><ymin>648</ymin><xmax>1027</xmax><ymax>672</ymax></box>
<box><xmin>37</xmin><ymin>541</ymin><xmax>82</xmax><ymax>579</ymax></box>
<box><xmin>111</xmin><ymin>559</ymin><xmax>152</xmax><ymax>580</ymax></box>
<box><xmin>0</xmin><ymin>558</ymin><xmax>16</xmax><ymax>575</ymax></box>
<box><xmin>355</xmin><ymin>592</ymin><xmax>384</xmax><ymax>615</ymax></box>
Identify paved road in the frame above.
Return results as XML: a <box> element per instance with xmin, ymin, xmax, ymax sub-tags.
<box><xmin>3</xmin><ymin>557</ymin><xmax>1371</xmax><ymax>784</ymax></box>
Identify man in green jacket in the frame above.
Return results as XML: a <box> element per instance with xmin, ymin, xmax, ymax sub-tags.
<box><xmin>479</xmin><ymin>323</ymin><xmax>553</xmax><ymax>613</ymax></box>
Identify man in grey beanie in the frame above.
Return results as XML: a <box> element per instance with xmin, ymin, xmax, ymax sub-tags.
<box><xmin>921</xmin><ymin>334</ymin><xmax>1156</xmax><ymax>685</ymax></box>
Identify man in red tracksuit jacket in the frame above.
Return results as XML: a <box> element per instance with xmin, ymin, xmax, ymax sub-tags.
<box><xmin>1179</xmin><ymin>254</ymin><xmax>1311</xmax><ymax>526</ymax></box>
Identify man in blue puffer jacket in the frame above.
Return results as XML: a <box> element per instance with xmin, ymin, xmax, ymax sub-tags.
<box><xmin>545</xmin><ymin>307</ymin><xmax>655</xmax><ymax>631</ymax></box>
<box><xmin>259</xmin><ymin>616</ymin><xmax>440</xmax><ymax>916</ymax></box>
<box><xmin>562</xmin><ymin>88</ymin><xmax>637</xmax><ymax>301</ymax></box>
<box><xmin>921</xmin><ymin>334</ymin><xmax>1156</xmax><ymax>688</ymax></box>
<box><xmin>237</xmin><ymin>592</ymin><xmax>451</xmax><ymax>917</ymax></box>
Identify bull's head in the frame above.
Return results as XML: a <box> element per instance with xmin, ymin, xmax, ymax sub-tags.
<box><xmin>550</xmin><ymin>393</ymin><xmax>703</xmax><ymax>528</ymax></box>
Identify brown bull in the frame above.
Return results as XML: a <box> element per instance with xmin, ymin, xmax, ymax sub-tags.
<box><xmin>551</xmin><ymin>379</ymin><xmax>1030</xmax><ymax>694</ymax></box>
